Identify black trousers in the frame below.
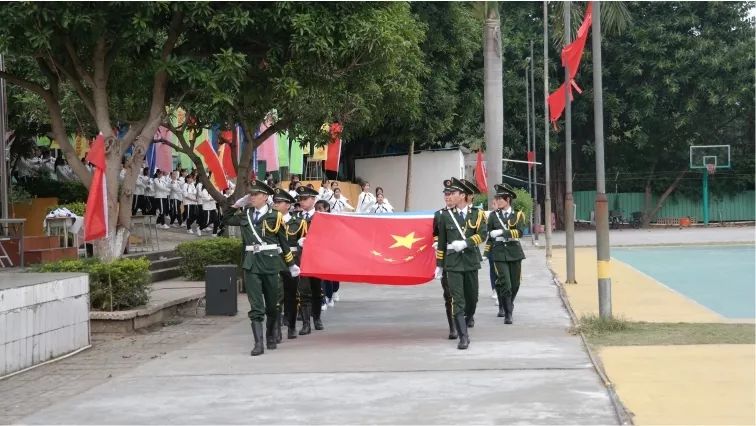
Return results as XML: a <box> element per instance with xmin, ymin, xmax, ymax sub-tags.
<box><xmin>156</xmin><ymin>198</ymin><xmax>170</xmax><ymax>225</ymax></box>
<box><xmin>199</xmin><ymin>209</ymin><xmax>219</xmax><ymax>234</ymax></box>
<box><xmin>132</xmin><ymin>194</ymin><xmax>147</xmax><ymax>215</ymax></box>
<box><xmin>185</xmin><ymin>205</ymin><xmax>200</xmax><ymax>229</ymax></box>
<box><xmin>280</xmin><ymin>271</ymin><xmax>299</xmax><ymax>327</ymax></box>
<box><xmin>297</xmin><ymin>276</ymin><xmax>322</xmax><ymax>320</ymax></box>
<box><xmin>169</xmin><ymin>199</ymin><xmax>182</xmax><ymax>225</ymax></box>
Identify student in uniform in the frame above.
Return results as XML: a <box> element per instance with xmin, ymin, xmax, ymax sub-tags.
<box><xmin>356</xmin><ymin>181</ymin><xmax>376</xmax><ymax>213</ymax></box>
<box><xmin>183</xmin><ymin>174</ymin><xmax>201</xmax><ymax>235</ymax></box>
<box><xmin>329</xmin><ymin>187</ymin><xmax>354</xmax><ymax>212</ymax></box>
<box><xmin>168</xmin><ymin>171</ymin><xmax>183</xmax><ymax>227</ymax></box>
<box><xmin>133</xmin><ymin>167</ymin><xmax>148</xmax><ymax>215</ymax></box>
<box><xmin>434</xmin><ymin>177</ymin><xmax>487</xmax><ymax>350</ymax></box>
<box><xmin>433</xmin><ymin>181</ymin><xmax>458</xmax><ymax>340</ymax></box>
<box><xmin>484</xmin><ymin>184</ymin><xmax>526</xmax><ymax>324</ymax></box>
<box><xmin>198</xmin><ymin>181</ymin><xmax>219</xmax><ymax>236</ymax></box>
<box><xmin>272</xmin><ymin>188</ymin><xmax>302</xmax><ymax>340</ymax></box>
<box><xmin>154</xmin><ymin>171</ymin><xmax>171</xmax><ymax>228</ymax></box>
<box><xmin>222</xmin><ymin>180</ymin><xmax>299</xmax><ymax>356</ymax></box>
<box><xmin>296</xmin><ymin>186</ymin><xmax>325</xmax><ymax>334</ymax></box>
<box><xmin>370</xmin><ymin>192</ymin><xmax>394</xmax><ymax>214</ymax></box>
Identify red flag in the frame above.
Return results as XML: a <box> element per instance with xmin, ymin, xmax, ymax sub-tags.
<box><xmin>475</xmin><ymin>151</ymin><xmax>488</xmax><ymax>193</ymax></box>
<box><xmin>219</xmin><ymin>143</ymin><xmax>236</xmax><ymax>179</ymax></box>
<box><xmin>324</xmin><ymin>122</ymin><xmax>343</xmax><ymax>172</ymax></box>
<box><xmin>195</xmin><ymin>139</ymin><xmax>229</xmax><ymax>191</ymax></box>
<box><xmin>527</xmin><ymin>151</ymin><xmax>536</xmax><ymax>171</ymax></box>
<box><xmin>84</xmin><ymin>134</ymin><xmax>108</xmax><ymax>241</ymax></box>
<box><xmin>561</xmin><ymin>3</ymin><xmax>593</xmax><ymax>80</ymax></box>
<box><xmin>301</xmin><ymin>213</ymin><xmax>435</xmax><ymax>285</ymax></box>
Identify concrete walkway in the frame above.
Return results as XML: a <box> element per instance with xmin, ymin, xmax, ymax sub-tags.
<box><xmin>548</xmin><ymin>225</ymin><xmax>755</xmax><ymax>247</ymax></box>
<box><xmin>19</xmin><ymin>248</ymin><xmax>617</xmax><ymax>425</ymax></box>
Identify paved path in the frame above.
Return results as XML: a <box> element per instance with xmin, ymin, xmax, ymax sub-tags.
<box><xmin>548</xmin><ymin>225</ymin><xmax>754</xmax><ymax>248</ymax></box>
<box><xmin>12</xmin><ymin>248</ymin><xmax>617</xmax><ymax>425</ymax></box>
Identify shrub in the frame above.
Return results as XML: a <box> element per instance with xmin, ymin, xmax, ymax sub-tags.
<box><xmin>35</xmin><ymin>257</ymin><xmax>150</xmax><ymax>311</ymax></box>
<box><xmin>175</xmin><ymin>237</ymin><xmax>243</xmax><ymax>280</ymax></box>
<box><xmin>47</xmin><ymin>202</ymin><xmax>86</xmax><ymax>216</ymax></box>
<box><xmin>512</xmin><ymin>188</ymin><xmax>534</xmax><ymax>223</ymax></box>
<box><xmin>20</xmin><ymin>175</ymin><xmax>88</xmax><ymax>203</ymax></box>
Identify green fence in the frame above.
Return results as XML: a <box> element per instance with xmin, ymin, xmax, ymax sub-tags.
<box><xmin>574</xmin><ymin>191</ymin><xmax>755</xmax><ymax>223</ymax></box>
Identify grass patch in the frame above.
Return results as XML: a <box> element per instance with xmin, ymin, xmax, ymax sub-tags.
<box><xmin>573</xmin><ymin>315</ymin><xmax>755</xmax><ymax>347</ymax></box>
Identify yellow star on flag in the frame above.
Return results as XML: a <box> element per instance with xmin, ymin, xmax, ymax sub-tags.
<box><xmin>389</xmin><ymin>232</ymin><xmax>424</xmax><ymax>249</ymax></box>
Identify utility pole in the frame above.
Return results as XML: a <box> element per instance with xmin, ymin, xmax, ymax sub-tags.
<box><xmin>0</xmin><ymin>54</ymin><xmax>8</xmax><ymax>222</ymax></box>
<box><xmin>543</xmin><ymin>1</ymin><xmax>553</xmax><ymax>258</ymax></box>
<box><xmin>530</xmin><ymin>40</ymin><xmax>539</xmax><ymax>242</ymax></box>
<box><xmin>484</xmin><ymin>3</ymin><xmax>504</xmax><ymax>208</ymax></box>
<box><xmin>592</xmin><ymin>2</ymin><xmax>612</xmax><ymax>318</ymax></box>
<box><xmin>525</xmin><ymin>62</ymin><xmax>533</xmax><ymax>234</ymax></box>
<box><xmin>564</xmin><ymin>0</ymin><xmax>577</xmax><ymax>284</ymax></box>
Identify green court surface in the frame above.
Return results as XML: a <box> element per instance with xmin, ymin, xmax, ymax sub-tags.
<box><xmin>613</xmin><ymin>245</ymin><xmax>755</xmax><ymax>319</ymax></box>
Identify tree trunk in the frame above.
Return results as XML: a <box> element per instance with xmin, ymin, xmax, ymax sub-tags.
<box><xmin>484</xmin><ymin>2</ymin><xmax>503</xmax><ymax>208</ymax></box>
<box><xmin>404</xmin><ymin>139</ymin><xmax>414</xmax><ymax>212</ymax></box>
<box><xmin>642</xmin><ymin>170</ymin><xmax>687</xmax><ymax>226</ymax></box>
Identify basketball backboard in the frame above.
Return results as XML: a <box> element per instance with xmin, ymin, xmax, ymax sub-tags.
<box><xmin>689</xmin><ymin>145</ymin><xmax>731</xmax><ymax>170</ymax></box>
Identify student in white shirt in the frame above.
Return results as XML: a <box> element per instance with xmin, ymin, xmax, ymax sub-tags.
<box><xmin>153</xmin><ymin>170</ymin><xmax>172</xmax><ymax>228</ymax></box>
<box><xmin>329</xmin><ymin>187</ymin><xmax>354</xmax><ymax>212</ymax></box>
<box><xmin>197</xmin><ymin>182</ymin><xmax>218</xmax><ymax>237</ymax></box>
<box><xmin>183</xmin><ymin>174</ymin><xmax>201</xmax><ymax>234</ymax></box>
<box><xmin>356</xmin><ymin>181</ymin><xmax>376</xmax><ymax>214</ymax></box>
<box><xmin>168</xmin><ymin>171</ymin><xmax>184</xmax><ymax>227</ymax></box>
<box><xmin>133</xmin><ymin>167</ymin><xmax>149</xmax><ymax>215</ymax></box>
<box><xmin>370</xmin><ymin>192</ymin><xmax>394</xmax><ymax>214</ymax></box>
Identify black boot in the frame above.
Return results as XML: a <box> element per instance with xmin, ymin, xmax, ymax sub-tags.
<box><xmin>276</xmin><ymin>316</ymin><xmax>283</xmax><ymax>344</ymax></box>
<box><xmin>287</xmin><ymin>325</ymin><xmax>298</xmax><ymax>339</ymax></box>
<box><xmin>281</xmin><ymin>311</ymin><xmax>289</xmax><ymax>328</ymax></box>
<box><xmin>497</xmin><ymin>293</ymin><xmax>506</xmax><ymax>318</ymax></box>
<box><xmin>314</xmin><ymin>315</ymin><xmax>324</xmax><ymax>330</ymax></box>
<box><xmin>454</xmin><ymin>313</ymin><xmax>469</xmax><ymax>350</ymax></box>
<box><xmin>466</xmin><ymin>315</ymin><xmax>475</xmax><ymax>328</ymax></box>
<box><xmin>298</xmin><ymin>306</ymin><xmax>311</xmax><ymax>335</ymax></box>
<box><xmin>504</xmin><ymin>296</ymin><xmax>513</xmax><ymax>324</ymax></box>
<box><xmin>266</xmin><ymin>316</ymin><xmax>277</xmax><ymax>350</ymax></box>
<box><xmin>445</xmin><ymin>306</ymin><xmax>457</xmax><ymax>340</ymax></box>
<box><xmin>251</xmin><ymin>321</ymin><xmax>264</xmax><ymax>356</ymax></box>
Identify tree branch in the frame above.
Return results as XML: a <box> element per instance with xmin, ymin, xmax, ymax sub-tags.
<box><xmin>0</xmin><ymin>70</ymin><xmax>48</xmax><ymax>97</ymax></box>
<box><xmin>63</xmin><ymin>34</ymin><xmax>95</xmax><ymax>87</ymax></box>
<box><xmin>92</xmin><ymin>35</ymin><xmax>112</xmax><ymax>133</ymax></box>
<box><xmin>45</xmin><ymin>54</ymin><xmax>97</xmax><ymax>120</ymax></box>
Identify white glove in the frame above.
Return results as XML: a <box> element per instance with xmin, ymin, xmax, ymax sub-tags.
<box><xmin>289</xmin><ymin>264</ymin><xmax>301</xmax><ymax>278</ymax></box>
<box><xmin>451</xmin><ymin>240</ymin><xmax>467</xmax><ymax>252</ymax></box>
<box><xmin>489</xmin><ymin>229</ymin><xmax>504</xmax><ymax>238</ymax></box>
<box><xmin>297</xmin><ymin>237</ymin><xmax>306</xmax><ymax>247</ymax></box>
<box><xmin>432</xmin><ymin>241</ymin><xmax>438</xmax><ymax>250</ymax></box>
<box><xmin>232</xmin><ymin>194</ymin><xmax>250</xmax><ymax>208</ymax></box>
<box><xmin>434</xmin><ymin>267</ymin><xmax>443</xmax><ymax>280</ymax></box>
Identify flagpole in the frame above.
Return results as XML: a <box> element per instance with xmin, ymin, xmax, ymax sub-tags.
<box><xmin>564</xmin><ymin>0</ymin><xmax>577</xmax><ymax>284</ymax></box>
<box><xmin>530</xmin><ymin>40</ymin><xmax>539</xmax><ymax>242</ymax></box>
<box><xmin>543</xmin><ymin>1</ymin><xmax>553</xmax><ymax>258</ymax></box>
<box><xmin>525</xmin><ymin>61</ymin><xmax>534</xmax><ymax>242</ymax></box>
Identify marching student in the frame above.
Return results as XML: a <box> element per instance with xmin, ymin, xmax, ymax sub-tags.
<box><xmin>133</xmin><ymin>167</ymin><xmax>148</xmax><ymax>215</ymax></box>
<box><xmin>198</xmin><ymin>179</ymin><xmax>219</xmax><ymax>236</ymax></box>
<box><xmin>484</xmin><ymin>183</ymin><xmax>526</xmax><ymax>324</ymax></box>
<box><xmin>183</xmin><ymin>174</ymin><xmax>201</xmax><ymax>235</ymax></box>
<box><xmin>154</xmin><ymin>170</ymin><xmax>171</xmax><ymax>228</ymax></box>
<box><xmin>168</xmin><ymin>171</ymin><xmax>184</xmax><ymax>227</ymax></box>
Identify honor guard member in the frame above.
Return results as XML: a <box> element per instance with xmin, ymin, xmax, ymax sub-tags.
<box><xmin>459</xmin><ymin>178</ymin><xmax>485</xmax><ymax>328</ymax></box>
<box><xmin>433</xmin><ymin>180</ymin><xmax>458</xmax><ymax>340</ymax></box>
<box><xmin>223</xmin><ymin>180</ymin><xmax>300</xmax><ymax>356</ymax></box>
<box><xmin>271</xmin><ymin>188</ymin><xmax>298</xmax><ymax>342</ymax></box>
<box><xmin>484</xmin><ymin>184</ymin><xmax>526</xmax><ymax>324</ymax></box>
<box><xmin>272</xmin><ymin>188</ymin><xmax>305</xmax><ymax>340</ymax></box>
<box><xmin>295</xmin><ymin>185</ymin><xmax>325</xmax><ymax>335</ymax></box>
<box><xmin>434</xmin><ymin>177</ymin><xmax>487</xmax><ymax>350</ymax></box>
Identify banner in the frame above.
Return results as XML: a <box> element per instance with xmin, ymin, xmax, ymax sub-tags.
<box><xmin>84</xmin><ymin>135</ymin><xmax>108</xmax><ymax>241</ymax></box>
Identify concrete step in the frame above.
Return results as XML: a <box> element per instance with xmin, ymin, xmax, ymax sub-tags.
<box><xmin>24</xmin><ymin>247</ymin><xmax>78</xmax><ymax>266</ymax></box>
<box><xmin>124</xmin><ymin>249</ymin><xmax>177</xmax><ymax>262</ymax></box>
<box><xmin>149</xmin><ymin>256</ymin><xmax>182</xmax><ymax>271</ymax></box>
<box><xmin>150</xmin><ymin>267</ymin><xmax>182</xmax><ymax>283</ymax></box>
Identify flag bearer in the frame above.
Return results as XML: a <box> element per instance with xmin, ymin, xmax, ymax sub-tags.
<box><xmin>223</xmin><ymin>180</ymin><xmax>299</xmax><ymax>356</ymax></box>
<box><xmin>295</xmin><ymin>185</ymin><xmax>324</xmax><ymax>335</ymax></box>
<box><xmin>272</xmin><ymin>188</ymin><xmax>302</xmax><ymax>340</ymax></box>
<box><xmin>484</xmin><ymin>184</ymin><xmax>526</xmax><ymax>324</ymax></box>
<box><xmin>433</xmin><ymin>181</ymin><xmax>458</xmax><ymax>340</ymax></box>
<box><xmin>434</xmin><ymin>177</ymin><xmax>487</xmax><ymax>350</ymax></box>
<box><xmin>459</xmin><ymin>178</ymin><xmax>485</xmax><ymax>328</ymax></box>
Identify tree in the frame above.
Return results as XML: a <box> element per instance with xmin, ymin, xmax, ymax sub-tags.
<box><xmin>0</xmin><ymin>3</ymin><xmax>249</xmax><ymax>259</ymax></box>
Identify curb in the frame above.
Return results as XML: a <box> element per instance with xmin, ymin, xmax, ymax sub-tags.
<box><xmin>546</xmin><ymin>258</ymin><xmax>635</xmax><ymax>425</ymax></box>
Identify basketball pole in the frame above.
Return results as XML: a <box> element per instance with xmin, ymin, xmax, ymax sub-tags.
<box><xmin>592</xmin><ymin>2</ymin><xmax>612</xmax><ymax>319</ymax></box>
<box><xmin>703</xmin><ymin>168</ymin><xmax>709</xmax><ymax>226</ymax></box>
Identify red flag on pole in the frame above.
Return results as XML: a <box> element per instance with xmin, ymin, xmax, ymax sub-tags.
<box><xmin>195</xmin><ymin>139</ymin><xmax>229</xmax><ymax>191</ymax></box>
<box><xmin>324</xmin><ymin>122</ymin><xmax>343</xmax><ymax>172</ymax></box>
<box><xmin>84</xmin><ymin>134</ymin><xmax>108</xmax><ymax>241</ymax></box>
<box><xmin>301</xmin><ymin>213</ymin><xmax>435</xmax><ymax>285</ymax></box>
<box><xmin>219</xmin><ymin>143</ymin><xmax>236</xmax><ymax>179</ymax></box>
<box><xmin>475</xmin><ymin>151</ymin><xmax>488</xmax><ymax>193</ymax></box>
<box><xmin>527</xmin><ymin>151</ymin><xmax>536</xmax><ymax>171</ymax></box>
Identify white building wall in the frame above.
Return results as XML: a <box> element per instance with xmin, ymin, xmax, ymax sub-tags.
<box><xmin>354</xmin><ymin>150</ymin><xmax>465</xmax><ymax>212</ymax></box>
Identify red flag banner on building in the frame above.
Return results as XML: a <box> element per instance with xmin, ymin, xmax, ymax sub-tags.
<box><xmin>301</xmin><ymin>213</ymin><xmax>435</xmax><ymax>285</ymax></box>
<box><xmin>195</xmin><ymin>139</ymin><xmax>229</xmax><ymax>191</ymax></box>
<box><xmin>475</xmin><ymin>151</ymin><xmax>488</xmax><ymax>193</ymax></box>
<box><xmin>84</xmin><ymin>134</ymin><xmax>108</xmax><ymax>241</ymax></box>
<box><xmin>324</xmin><ymin>121</ymin><xmax>343</xmax><ymax>172</ymax></box>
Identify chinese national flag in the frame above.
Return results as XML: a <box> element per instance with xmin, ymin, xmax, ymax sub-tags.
<box><xmin>300</xmin><ymin>213</ymin><xmax>435</xmax><ymax>285</ymax></box>
<box><xmin>84</xmin><ymin>134</ymin><xmax>108</xmax><ymax>241</ymax></box>
<box><xmin>475</xmin><ymin>151</ymin><xmax>488</xmax><ymax>193</ymax></box>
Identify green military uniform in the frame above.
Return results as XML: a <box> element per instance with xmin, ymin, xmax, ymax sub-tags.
<box><xmin>282</xmin><ymin>198</ymin><xmax>308</xmax><ymax>339</ymax></box>
<box><xmin>436</xmin><ymin>177</ymin><xmax>487</xmax><ymax>350</ymax></box>
<box><xmin>223</xmin><ymin>180</ymin><xmax>296</xmax><ymax>356</ymax></box>
<box><xmin>433</xmin><ymin>205</ymin><xmax>457</xmax><ymax>340</ymax></box>
<box><xmin>483</xmin><ymin>184</ymin><xmax>526</xmax><ymax>324</ymax></box>
<box><xmin>294</xmin><ymin>185</ymin><xmax>324</xmax><ymax>334</ymax></box>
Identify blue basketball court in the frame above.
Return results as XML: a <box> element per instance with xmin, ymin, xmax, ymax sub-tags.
<box><xmin>613</xmin><ymin>245</ymin><xmax>755</xmax><ymax>319</ymax></box>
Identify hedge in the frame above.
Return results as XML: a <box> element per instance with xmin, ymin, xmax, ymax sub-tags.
<box><xmin>35</xmin><ymin>257</ymin><xmax>151</xmax><ymax>311</ymax></box>
<box><xmin>175</xmin><ymin>237</ymin><xmax>243</xmax><ymax>280</ymax></box>
<box><xmin>19</xmin><ymin>175</ymin><xmax>88</xmax><ymax>204</ymax></box>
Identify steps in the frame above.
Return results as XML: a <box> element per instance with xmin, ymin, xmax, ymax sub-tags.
<box><xmin>125</xmin><ymin>249</ymin><xmax>183</xmax><ymax>283</ymax></box>
<box><xmin>0</xmin><ymin>235</ymin><xmax>78</xmax><ymax>267</ymax></box>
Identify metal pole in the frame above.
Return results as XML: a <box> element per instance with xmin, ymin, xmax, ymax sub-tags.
<box><xmin>592</xmin><ymin>2</ymin><xmax>612</xmax><ymax>318</ymax></box>
<box><xmin>530</xmin><ymin>40</ymin><xmax>539</xmax><ymax>241</ymax></box>
<box><xmin>0</xmin><ymin>54</ymin><xmax>8</xmax><ymax>222</ymax></box>
<box><xmin>543</xmin><ymin>1</ymin><xmax>553</xmax><ymax>258</ymax></box>
<box><xmin>564</xmin><ymin>0</ymin><xmax>577</xmax><ymax>284</ymax></box>
<box><xmin>703</xmin><ymin>171</ymin><xmax>709</xmax><ymax>226</ymax></box>
<box><xmin>525</xmin><ymin>62</ymin><xmax>534</xmax><ymax>241</ymax></box>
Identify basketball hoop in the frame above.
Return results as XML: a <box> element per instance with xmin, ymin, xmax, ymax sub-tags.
<box><xmin>706</xmin><ymin>164</ymin><xmax>716</xmax><ymax>175</ymax></box>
